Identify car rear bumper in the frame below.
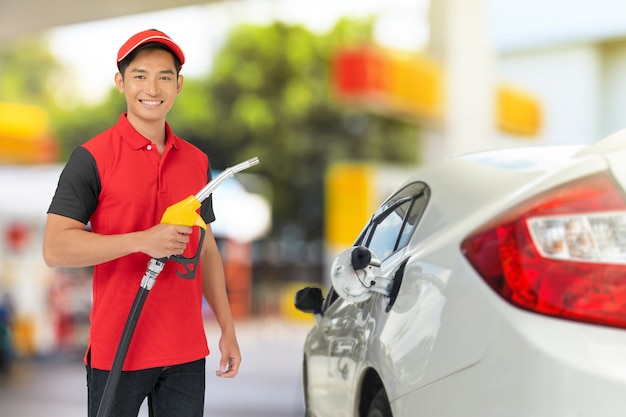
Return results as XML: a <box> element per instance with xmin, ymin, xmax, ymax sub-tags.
<box><xmin>391</xmin><ymin>306</ymin><xmax>626</xmax><ymax>416</ymax></box>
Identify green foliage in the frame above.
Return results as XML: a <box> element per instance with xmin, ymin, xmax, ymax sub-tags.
<box><xmin>0</xmin><ymin>36</ymin><xmax>62</xmax><ymax>106</ymax></box>
<box><xmin>167</xmin><ymin>78</ymin><xmax>217</xmax><ymax>141</ymax></box>
<box><xmin>177</xmin><ymin>19</ymin><xmax>419</xmax><ymax>238</ymax></box>
<box><xmin>52</xmin><ymin>89</ymin><xmax>126</xmax><ymax>158</ymax></box>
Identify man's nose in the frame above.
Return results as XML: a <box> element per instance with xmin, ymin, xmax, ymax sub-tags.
<box><xmin>145</xmin><ymin>78</ymin><xmax>158</xmax><ymax>95</ymax></box>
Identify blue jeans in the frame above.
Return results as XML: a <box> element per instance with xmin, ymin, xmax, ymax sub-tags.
<box><xmin>87</xmin><ymin>358</ymin><xmax>206</xmax><ymax>417</ymax></box>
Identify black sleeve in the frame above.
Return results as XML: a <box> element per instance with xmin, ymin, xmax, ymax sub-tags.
<box><xmin>47</xmin><ymin>147</ymin><xmax>100</xmax><ymax>225</ymax></box>
<box><xmin>200</xmin><ymin>164</ymin><xmax>216</xmax><ymax>224</ymax></box>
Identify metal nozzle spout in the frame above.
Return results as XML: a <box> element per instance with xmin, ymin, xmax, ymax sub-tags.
<box><xmin>195</xmin><ymin>157</ymin><xmax>260</xmax><ymax>203</ymax></box>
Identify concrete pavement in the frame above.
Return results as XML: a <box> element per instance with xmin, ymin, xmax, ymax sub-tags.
<box><xmin>0</xmin><ymin>318</ymin><xmax>313</xmax><ymax>417</ymax></box>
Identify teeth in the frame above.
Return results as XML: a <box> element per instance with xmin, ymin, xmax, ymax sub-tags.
<box><xmin>142</xmin><ymin>100</ymin><xmax>161</xmax><ymax>105</ymax></box>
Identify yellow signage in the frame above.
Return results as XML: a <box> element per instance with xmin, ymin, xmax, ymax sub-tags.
<box><xmin>332</xmin><ymin>45</ymin><xmax>542</xmax><ymax>137</ymax></box>
<box><xmin>325</xmin><ymin>163</ymin><xmax>375</xmax><ymax>247</ymax></box>
<box><xmin>0</xmin><ymin>102</ymin><xmax>58</xmax><ymax>163</ymax></box>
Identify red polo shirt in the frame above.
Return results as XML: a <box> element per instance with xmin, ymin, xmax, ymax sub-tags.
<box><xmin>48</xmin><ymin>113</ymin><xmax>213</xmax><ymax>371</ymax></box>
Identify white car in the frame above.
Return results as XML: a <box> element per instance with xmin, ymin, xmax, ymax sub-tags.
<box><xmin>295</xmin><ymin>129</ymin><xmax>626</xmax><ymax>417</ymax></box>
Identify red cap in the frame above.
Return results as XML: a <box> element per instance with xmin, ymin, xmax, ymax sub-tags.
<box><xmin>117</xmin><ymin>29</ymin><xmax>185</xmax><ymax>67</ymax></box>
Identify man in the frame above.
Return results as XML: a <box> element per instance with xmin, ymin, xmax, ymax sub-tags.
<box><xmin>43</xmin><ymin>29</ymin><xmax>241</xmax><ymax>417</ymax></box>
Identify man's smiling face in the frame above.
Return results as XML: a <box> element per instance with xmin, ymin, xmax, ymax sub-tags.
<box><xmin>115</xmin><ymin>48</ymin><xmax>183</xmax><ymax>128</ymax></box>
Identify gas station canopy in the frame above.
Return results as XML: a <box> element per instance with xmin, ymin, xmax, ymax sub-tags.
<box><xmin>0</xmin><ymin>0</ymin><xmax>218</xmax><ymax>41</ymax></box>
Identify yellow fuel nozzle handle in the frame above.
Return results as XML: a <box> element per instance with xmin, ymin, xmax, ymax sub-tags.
<box><xmin>160</xmin><ymin>195</ymin><xmax>207</xmax><ymax>229</ymax></box>
<box><xmin>154</xmin><ymin>157</ymin><xmax>259</xmax><ymax>280</ymax></box>
<box><xmin>159</xmin><ymin>195</ymin><xmax>207</xmax><ymax>280</ymax></box>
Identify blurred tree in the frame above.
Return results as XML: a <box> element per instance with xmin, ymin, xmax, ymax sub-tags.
<box><xmin>52</xmin><ymin>89</ymin><xmax>127</xmax><ymax>154</ymax></box>
<box><xmin>170</xmin><ymin>18</ymin><xmax>420</xmax><ymax>240</ymax></box>
<box><xmin>0</xmin><ymin>36</ymin><xmax>62</xmax><ymax>105</ymax></box>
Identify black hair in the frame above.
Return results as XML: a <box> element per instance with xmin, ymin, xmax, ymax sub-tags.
<box><xmin>117</xmin><ymin>42</ymin><xmax>182</xmax><ymax>78</ymax></box>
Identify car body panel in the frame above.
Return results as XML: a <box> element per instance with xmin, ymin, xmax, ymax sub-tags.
<box><xmin>299</xmin><ymin>128</ymin><xmax>626</xmax><ymax>417</ymax></box>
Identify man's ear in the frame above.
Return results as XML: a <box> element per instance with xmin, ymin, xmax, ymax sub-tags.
<box><xmin>177</xmin><ymin>74</ymin><xmax>184</xmax><ymax>95</ymax></box>
<box><xmin>115</xmin><ymin>72</ymin><xmax>125</xmax><ymax>93</ymax></box>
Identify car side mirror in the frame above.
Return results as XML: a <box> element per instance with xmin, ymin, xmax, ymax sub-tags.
<box><xmin>331</xmin><ymin>246</ymin><xmax>390</xmax><ymax>303</ymax></box>
<box><xmin>294</xmin><ymin>286</ymin><xmax>324</xmax><ymax>315</ymax></box>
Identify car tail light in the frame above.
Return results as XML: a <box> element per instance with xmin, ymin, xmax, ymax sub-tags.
<box><xmin>461</xmin><ymin>172</ymin><xmax>626</xmax><ymax>329</ymax></box>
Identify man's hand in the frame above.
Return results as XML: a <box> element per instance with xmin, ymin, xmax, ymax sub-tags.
<box><xmin>140</xmin><ymin>223</ymin><xmax>193</xmax><ymax>259</ymax></box>
<box><xmin>216</xmin><ymin>331</ymin><xmax>241</xmax><ymax>378</ymax></box>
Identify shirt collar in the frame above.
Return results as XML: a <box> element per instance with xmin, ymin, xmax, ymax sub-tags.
<box><xmin>116</xmin><ymin>113</ymin><xmax>180</xmax><ymax>150</ymax></box>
